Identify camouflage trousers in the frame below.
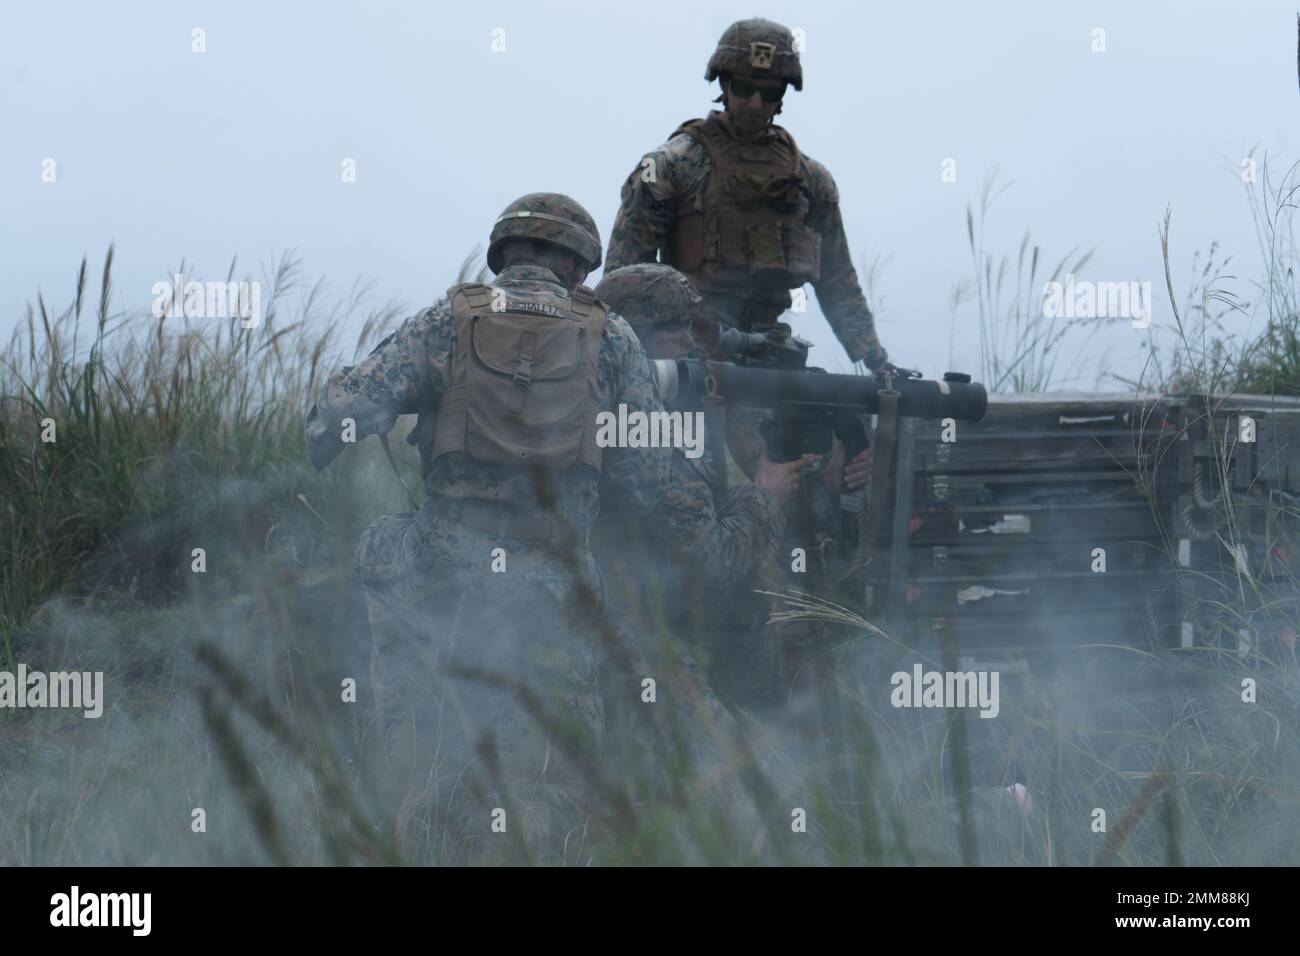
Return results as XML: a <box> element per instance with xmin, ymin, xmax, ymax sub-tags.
<box><xmin>355</xmin><ymin>505</ymin><xmax>607</xmax><ymax>863</ymax></box>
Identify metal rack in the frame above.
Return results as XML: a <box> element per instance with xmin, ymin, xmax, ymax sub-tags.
<box><xmin>869</xmin><ymin>393</ymin><xmax>1300</xmax><ymax>660</ymax></box>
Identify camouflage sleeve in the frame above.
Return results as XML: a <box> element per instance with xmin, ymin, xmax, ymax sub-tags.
<box><xmin>605</xmin><ymin>146</ymin><xmax>680</xmax><ymax>272</ymax></box>
<box><xmin>304</xmin><ymin>303</ymin><xmax>452</xmax><ymax>471</ymax></box>
<box><xmin>599</xmin><ymin>313</ymin><xmax>673</xmax><ymax>511</ymax></box>
<box><xmin>804</xmin><ymin>157</ymin><xmax>890</xmax><ymax>370</ymax></box>
<box><xmin>654</xmin><ymin>451</ymin><xmax>786</xmax><ymax>593</ymax></box>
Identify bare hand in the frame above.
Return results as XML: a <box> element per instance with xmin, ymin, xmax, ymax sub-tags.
<box><xmin>756</xmin><ymin>452</ymin><xmax>822</xmax><ymax>507</ymax></box>
<box><xmin>842</xmin><ymin>448</ymin><xmax>872</xmax><ymax>492</ymax></box>
<box><xmin>822</xmin><ymin>442</ymin><xmax>871</xmax><ymax>495</ymax></box>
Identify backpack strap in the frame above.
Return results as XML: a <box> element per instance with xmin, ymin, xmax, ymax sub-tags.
<box><xmin>428</xmin><ymin>284</ymin><xmax>490</xmax><ymax>468</ymax></box>
<box><xmin>570</xmin><ymin>285</ymin><xmax>608</xmax><ymax>472</ymax></box>
<box><xmin>570</xmin><ymin>284</ymin><xmax>596</xmax><ymax>315</ymax></box>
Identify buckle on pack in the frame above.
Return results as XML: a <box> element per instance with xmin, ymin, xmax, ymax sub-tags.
<box><xmin>749</xmin><ymin>41</ymin><xmax>775</xmax><ymax>69</ymax></box>
<box><xmin>513</xmin><ymin>358</ymin><xmax>534</xmax><ymax>386</ymax></box>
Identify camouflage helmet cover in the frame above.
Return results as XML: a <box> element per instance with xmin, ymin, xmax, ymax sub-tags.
<box><xmin>705</xmin><ymin>17</ymin><xmax>803</xmax><ymax>91</ymax></box>
<box><xmin>594</xmin><ymin>264</ymin><xmax>702</xmax><ymax>334</ymax></box>
<box><xmin>487</xmin><ymin>192</ymin><xmax>603</xmax><ymax>274</ymax></box>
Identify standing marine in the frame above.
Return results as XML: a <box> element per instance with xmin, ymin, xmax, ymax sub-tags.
<box><xmin>608</xmin><ymin>20</ymin><xmax>895</xmax><ymax>685</ymax></box>
<box><xmin>606</xmin><ymin>17</ymin><xmax>901</xmax><ymax>382</ymax></box>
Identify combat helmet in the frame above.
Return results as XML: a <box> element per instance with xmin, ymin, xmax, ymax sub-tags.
<box><xmin>705</xmin><ymin>18</ymin><xmax>803</xmax><ymax>91</ymax></box>
<box><xmin>487</xmin><ymin>193</ymin><xmax>603</xmax><ymax>274</ymax></box>
<box><xmin>594</xmin><ymin>264</ymin><xmax>702</xmax><ymax>335</ymax></box>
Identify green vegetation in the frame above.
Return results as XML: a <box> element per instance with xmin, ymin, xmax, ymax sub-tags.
<box><xmin>1</xmin><ymin>167</ymin><xmax>1297</xmax><ymax>864</ymax></box>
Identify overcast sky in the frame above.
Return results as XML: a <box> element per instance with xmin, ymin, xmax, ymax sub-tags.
<box><xmin>4</xmin><ymin>0</ymin><xmax>1299</xmax><ymax>384</ymax></box>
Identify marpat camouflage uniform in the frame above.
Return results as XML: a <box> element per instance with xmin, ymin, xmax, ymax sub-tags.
<box><xmin>592</xmin><ymin>263</ymin><xmax>788</xmax><ymax>715</ymax></box>
<box><xmin>597</xmin><ymin>424</ymin><xmax>786</xmax><ymax>686</ymax></box>
<box><xmin>306</xmin><ymin>261</ymin><xmax>671</xmax><ymax>861</ymax></box>
<box><xmin>307</xmin><ymin>263</ymin><xmax>670</xmax><ymax>527</ymax></box>
<box><xmin>607</xmin><ymin>109</ymin><xmax>890</xmax><ymax>370</ymax></box>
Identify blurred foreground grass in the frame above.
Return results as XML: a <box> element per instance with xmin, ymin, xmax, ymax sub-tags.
<box><xmin>0</xmin><ymin>247</ymin><xmax>1296</xmax><ymax>866</ymax></box>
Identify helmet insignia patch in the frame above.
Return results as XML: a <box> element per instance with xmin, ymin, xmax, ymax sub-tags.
<box><xmin>749</xmin><ymin>41</ymin><xmax>775</xmax><ymax>69</ymax></box>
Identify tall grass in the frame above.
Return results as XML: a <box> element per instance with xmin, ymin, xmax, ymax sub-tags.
<box><xmin>0</xmin><ymin>248</ymin><xmax>408</xmax><ymax>636</ymax></box>
<box><xmin>1229</xmin><ymin>155</ymin><xmax>1300</xmax><ymax>396</ymax></box>
<box><xmin>1129</xmin><ymin>154</ymin><xmax>1300</xmax><ymax>398</ymax></box>
<box><xmin>0</xmin><ymin>239</ymin><xmax>1296</xmax><ymax>866</ymax></box>
<box><xmin>961</xmin><ymin>168</ymin><xmax>1100</xmax><ymax>393</ymax></box>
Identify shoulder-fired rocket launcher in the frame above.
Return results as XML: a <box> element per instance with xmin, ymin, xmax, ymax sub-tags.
<box><xmin>650</xmin><ymin>326</ymin><xmax>987</xmax><ymax>463</ymax></box>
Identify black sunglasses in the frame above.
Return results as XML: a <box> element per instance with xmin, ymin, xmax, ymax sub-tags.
<box><xmin>728</xmin><ymin>77</ymin><xmax>786</xmax><ymax>103</ymax></box>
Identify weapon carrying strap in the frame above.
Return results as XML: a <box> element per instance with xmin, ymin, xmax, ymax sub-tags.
<box><xmin>859</xmin><ymin>387</ymin><xmax>900</xmax><ymax>568</ymax></box>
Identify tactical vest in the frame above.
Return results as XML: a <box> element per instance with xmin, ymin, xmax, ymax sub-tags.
<box><xmin>664</xmin><ymin>116</ymin><xmax>822</xmax><ymax>293</ymax></box>
<box><xmin>422</xmin><ymin>282</ymin><xmax>607</xmax><ymax>478</ymax></box>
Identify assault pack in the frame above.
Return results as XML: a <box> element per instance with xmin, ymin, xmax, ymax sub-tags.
<box><xmin>409</xmin><ymin>282</ymin><xmax>608</xmax><ymax>479</ymax></box>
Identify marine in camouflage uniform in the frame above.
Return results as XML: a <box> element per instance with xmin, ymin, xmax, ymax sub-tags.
<box><xmin>306</xmin><ymin>194</ymin><xmax>671</xmax><ymax>861</ymax></box>
<box><xmin>606</xmin><ymin>17</ymin><xmax>894</xmax><ymax>376</ymax></box>
<box><xmin>606</xmin><ymin>21</ymin><xmax>898</xmax><ymax>693</ymax></box>
<box><xmin>591</xmin><ymin>265</ymin><xmax>833</xmax><ymax>835</ymax></box>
